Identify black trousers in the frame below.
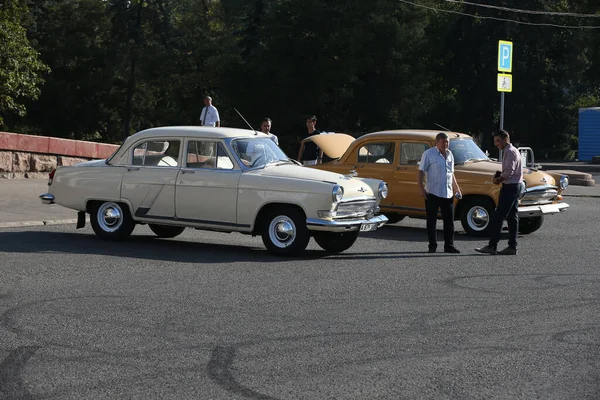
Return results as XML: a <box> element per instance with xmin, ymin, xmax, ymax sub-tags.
<box><xmin>489</xmin><ymin>183</ymin><xmax>521</xmax><ymax>249</ymax></box>
<box><xmin>425</xmin><ymin>194</ymin><xmax>455</xmax><ymax>248</ymax></box>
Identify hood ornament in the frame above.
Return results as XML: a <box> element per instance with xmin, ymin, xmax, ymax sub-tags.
<box><xmin>358</xmin><ymin>186</ymin><xmax>367</xmax><ymax>193</ymax></box>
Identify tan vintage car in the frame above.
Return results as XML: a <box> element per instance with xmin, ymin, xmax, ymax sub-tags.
<box><xmin>299</xmin><ymin>130</ymin><xmax>570</xmax><ymax>236</ymax></box>
<box><xmin>39</xmin><ymin>126</ymin><xmax>389</xmax><ymax>256</ymax></box>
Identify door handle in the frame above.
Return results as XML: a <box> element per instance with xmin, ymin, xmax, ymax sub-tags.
<box><xmin>127</xmin><ymin>167</ymin><xmax>140</xmax><ymax>171</ymax></box>
<box><xmin>181</xmin><ymin>169</ymin><xmax>195</xmax><ymax>174</ymax></box>
<box><xmin>396</xmin><ymin>166</ymin><xmax>407</xmax><ymax>171</ymax></box>
<box><xmin>352</xmin><ymin>165</ymin><xmax>364</xmax><ymax>169</ymax></box>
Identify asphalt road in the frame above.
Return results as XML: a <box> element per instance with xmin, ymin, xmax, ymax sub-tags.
<box><xmin>0</xmin><ymin>197</ymin><xmax>599</xmax><ymax>399</ymax></box>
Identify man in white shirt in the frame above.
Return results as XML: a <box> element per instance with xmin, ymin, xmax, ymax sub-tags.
<box><xmin>199</xmin><ymin>96</ymin><xmax>220</xmax><ymax>127</ymax></box>
<box><xmin>260</xmin><ymin>117</ymin><xmax>279</xmax><ymax>145</ymax></box>
<box><xmin>417</xmin><ymin>132</ymin><xmax>462</xmax><ymax>254</ymax></box>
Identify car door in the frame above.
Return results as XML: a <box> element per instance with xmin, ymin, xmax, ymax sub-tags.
<box><xmin>352</xmin><ymin>141</ymin><xmax>397</xmax><ymax>208</ymax></box>
<box><xmin>388</xmin><ymin>141</ymin><xmax>431</xmax><ymax>214</ymax></box>
<box><xmin>120</xmin><ymin>138</ymin><xmax>181</xmax><ymax>219</ymax></box>
<box><xmin>175</xmin><ymin>139</ymin><xmax>241</xmax><ymax>227</ymax></box>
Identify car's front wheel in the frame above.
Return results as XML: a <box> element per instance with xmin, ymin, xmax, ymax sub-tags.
<box><xmin>519</xmin><ymin>216</ymin><xmax>544</xmax><ymax>234</ymax></box>
<box><xmin>90</xmin><ymin>201</ymin><xmax>135</xmax><ymax>240</ymax></box>
<box><xmin>149</xmin><ymin>224</ymin><xmax>186</xmax><ymax>238</ymax></box>
<box><xmin>261</xmin><ymin>207</ymin><xmax>310</xmax><ymax>256</ymax></box>
<box><xmin>460</xmin><ymin>198</ymin><xmax>495</xmax><ymax>237</ymax></box>
<box><xmin>313</xmin><ymin>231</ymin><xmax>359</xmax><ymax>253</ymax></box>
<box><xmin>383</xmin><ymin>213</ymin><xmax>405</xmax><ymax>224</ymax></box>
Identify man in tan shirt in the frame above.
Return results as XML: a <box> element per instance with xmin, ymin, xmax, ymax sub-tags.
<box><xmin>476</xmin><ymin>130</ymin><xmax>524</xmax><ymax>255</ymax></box>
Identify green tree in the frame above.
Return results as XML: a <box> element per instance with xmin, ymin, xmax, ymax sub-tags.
<box><xmin>0</xmin><ymin>0</ymin><xmax>48</xmax><ymax>126</ymax></box>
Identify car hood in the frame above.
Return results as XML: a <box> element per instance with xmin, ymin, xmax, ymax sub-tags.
<box><xmin>456</xmin><ymin>160</ymin><xmax>556</xmax><ymax>187</ymax></box>
<box><xmin>301</xmin><ymin>133</ymin><xmax>355</xmax><ymax>159</ymax></box>
<box><xmin>256</xmin><ymin>164</ymin><xmax>377</xmax><ymax>198</ymax></box>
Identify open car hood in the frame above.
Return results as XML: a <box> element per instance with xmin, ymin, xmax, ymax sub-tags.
<box><xmin>301</xmin><ymin>133</ymin><xmax>355</xmax><ymax>160</ymax></box>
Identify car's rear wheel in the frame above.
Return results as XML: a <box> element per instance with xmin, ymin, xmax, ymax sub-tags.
<box><xmin>383</xmin><ymin>213</ymin><xmax>405</xmax><ymax>224</ymax></box>
<box><xmin>313</xmin><ymin>231</ymin><xmax>359</xmax><ymax>253</ymax></box>
<box><xmin>90</xmin><ymin>201</ymin><xmax>135</xmax><ymax>240</ymax></box>
<box><xmin>261</xmin><ymin>207</ymin><xmax>310</xmax><ymax>256</ymax></box>
<box><xmin>460</xmin><ymin>198</ymin><xmax>495</xmax><ymax>237</ymax></box>
<box><xmin>519</xmin><ymin>216</ymin><xmax>544</xmax><ymax>234</ymax></box>
<box><xmin>149</xmin><ymin>224</ymin><xmax>186</xmax><ymax>238</ymax></box>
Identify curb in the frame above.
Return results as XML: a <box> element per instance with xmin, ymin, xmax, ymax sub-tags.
<box><xmin>563</xmin><ymin>194</ymin><xmax>600</xmax><ymax>198</ymax></box>
<box><xmin>0</xmin><ymin>219</ymin><xmax>77</xmax><ymax>229</ymax></box>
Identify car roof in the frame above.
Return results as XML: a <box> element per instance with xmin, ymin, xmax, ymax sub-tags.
<box><xmin>357</xmin><ymin>129</ymin><xmax>472</xmax><ymax>141</ymax></box>
<box><xmin>129</xmin><ymin>126</ymin><xmax>258</xmax><ymax>140</ymax></box>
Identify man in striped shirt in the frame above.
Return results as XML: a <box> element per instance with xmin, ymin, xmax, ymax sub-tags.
<box><xmin>418</xmin><ymin>132</ymin><xmax>462</xmax><ymax>253</ymax></box>
<box><xmin>476</xmin><ymin>130</ymin><xmax>524</xmax><ymax>255</ymax></box>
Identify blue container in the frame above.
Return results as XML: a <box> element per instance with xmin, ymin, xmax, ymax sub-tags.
<box><xmin>578</xmin><ymin>107</ymin><xmax>600</xmax><ymax>161</ymax></box>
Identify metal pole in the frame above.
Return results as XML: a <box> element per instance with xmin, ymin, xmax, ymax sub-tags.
<box><xmin>499</xmin><ymin>92</ymin><xmax>505</xmax><ymax>162</ymax></box>
<box><xmin>500</xmin><ymin>92</ymin><xmax>505</xmax><ymax>130</ymax></box>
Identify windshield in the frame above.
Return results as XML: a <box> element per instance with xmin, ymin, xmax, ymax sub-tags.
<box><xmin>231</xmin><ymin>137</ymin><xmax>291</xmax><ymax>168</ymax></box>
<box><xmin>450</xmin><ymin>138</ymin><xmax>489</xmax><ymax>164</ymax></box>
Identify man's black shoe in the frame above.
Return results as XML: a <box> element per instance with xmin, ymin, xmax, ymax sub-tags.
<box><xmin>444</xmin><ymin>246</ymin><xmax>461</xmax><ymax>254</ymax></box>
<box><xmin>498</xmin><ymin>247</ymin><xmax>517</xmax><ymax>255</ymax></box>
<box><xmin>428</xmin><ymin>245</ymin><xmax>437</xmax><ymax>253</ymax></box>
<box><xmin>475</xmin><ymin>245</ymin><xmax>497</xmax><ymax>255</ymax></box>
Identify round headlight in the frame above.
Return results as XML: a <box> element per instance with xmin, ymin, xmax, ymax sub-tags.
<box><xmin>332</xmin><ymin>185</ymin><xmax>344</xmax><ymax>203</ymax></box>
<box><xmin>378</xmin><ymin>182</ymin><xmax>388</xmax><ymax>199</ymax></box>
<box><xmin>560</xmin><ymin>175</ymin><xmax>569</xmax><ymax>190</ymax></box>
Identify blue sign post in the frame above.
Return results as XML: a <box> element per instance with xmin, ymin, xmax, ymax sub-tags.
<box><xmin>498</xmin><ymin>40</ymin><xmax>513</xmax><ymax>73</ymax></box>
<box><xmin>497</xmin><ymin>40</ymin><xmax>513</xmax><ymax>162</ymax></box>
<box><xmin>498</xmin><ymin>40</ymin><xmax>513</xmax><ymax>133</ymax></box>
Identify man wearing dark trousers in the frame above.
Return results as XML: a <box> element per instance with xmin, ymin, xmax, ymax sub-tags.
<box><xmin>418</xmin><ymin>132</ymin><xmax>462</xmax><ymax>253</ymax></box>
<box><xmin>476</xmin><ymin>130</ymin><xmax>524</xmax><ymax>255</ymax></box>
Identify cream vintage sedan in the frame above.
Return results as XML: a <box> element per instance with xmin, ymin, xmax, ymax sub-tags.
<box><xmin>39</xmin><ymin>126</ymin><xmax>388</xmax><ymax>256</ymax></box>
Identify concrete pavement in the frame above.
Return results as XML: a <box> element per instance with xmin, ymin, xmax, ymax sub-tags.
<box><xmin>0</xmin><ymin>197</ymin><xmax>599</xmax><ymax>399</ymax></box>
<box><xmin>0</xmin><ymin>179</ymin><xmax>77</xmax><ymax>227</ymax></box>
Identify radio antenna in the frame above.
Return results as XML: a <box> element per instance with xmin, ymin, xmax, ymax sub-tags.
<box><xmin>234</xmin><ymin>108</ymin><xmax>258</xmax><ymax>135</ymax></box>
<box><xmin>434</xmin><ymin>123</ymin><xmax>451</xmax><ymax>132</ymax></box>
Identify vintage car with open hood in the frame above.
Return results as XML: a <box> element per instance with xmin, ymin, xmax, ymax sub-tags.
<box><xmin>299</xmin><ymin>130</ymin><xmax>569</xmax><ymax>236</ymax></box>
<box><xmin>39</xmin><ymin>126</ymin><xmax>388</xmax><ymax>256</ymax></box>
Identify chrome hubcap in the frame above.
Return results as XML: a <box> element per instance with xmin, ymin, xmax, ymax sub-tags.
<box><xmin>467</xmin><ymin>206</ymin><xmax>489</xmax><ymax>231</ymax></box>
<box><xmin>269</xmin><ymin>216</ymin><xmax>296</xmax><ymax>248</ymax></box>
<box><xmin>97</xmin><ymin>202</ymin><xmax>123</xmax><ymax>233</ymax></box>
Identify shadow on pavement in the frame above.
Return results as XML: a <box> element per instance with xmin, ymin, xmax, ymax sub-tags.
<box><xmin>365</xmin><ymin>224</ymin><xmax>519</xmax><ymax>243</ymax></box>
<box><xmin>0</xmin><ymin>230</ymin><xmax>482</xmax><ymax>264</ymax></box>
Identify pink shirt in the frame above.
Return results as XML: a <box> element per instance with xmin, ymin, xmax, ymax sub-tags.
<box><xmin>501</xmin><ymin>143</ymin><xmax>523</xmax><ymax>184</ymax></box>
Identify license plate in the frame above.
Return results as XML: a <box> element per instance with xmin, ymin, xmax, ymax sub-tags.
<box><xmin>360</xmin><ymin>223</ymin><xmax>377</xmax><ymax>232</ymax></box>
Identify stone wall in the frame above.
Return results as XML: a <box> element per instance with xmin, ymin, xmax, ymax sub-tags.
<box><xmin>0</xmin><ymin>132</ymin><xmax>119</xmax><ymax>179</ymax></box>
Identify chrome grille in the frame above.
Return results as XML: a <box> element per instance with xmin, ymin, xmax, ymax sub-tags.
<box><xmin>520</xmin><ymin>188</ymin><xmax>558</xmax><ymax>205</ymax></box>
<box><xmin>335</xmin><ymin>199</ymin><xmax>378</xmax><ymax>219</ymax></box>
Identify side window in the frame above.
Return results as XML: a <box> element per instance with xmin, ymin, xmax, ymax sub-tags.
<box><xmin>186</xmin><ymin>141</ymin><xmax>234</xmax><ymax>170</ymax></box>
<box><xmin>400</xmin><ymin>143</ymin><xmax>429</xmax><ymax>165</ymax></box>
<box><xmin>357</xmin><ymin>142</ymin><xmax>395</xmax><ymax>164</ymax></box>
<box><xmin>132</xmin><ymin>140</ymin><xmax>180</xmax><ymax>167</ymax></box>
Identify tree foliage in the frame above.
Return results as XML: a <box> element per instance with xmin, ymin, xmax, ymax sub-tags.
<box><xmin>0</xmin><ymin>0</ymin><xmax>48</xmax><ymax>125</ymax></box>
<box><xmin>1</xmin><ymin>0</ymin><xmax>599</xmax><ymax>159</ymax></box>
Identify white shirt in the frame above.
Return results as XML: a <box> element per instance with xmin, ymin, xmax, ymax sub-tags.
<box><xmin>199</xmin><ymin>105</ymin><xmax>220</xmax><ymax>126</ymax></box>
<box><xmin>265</xmin><ymin>133</ymin><xmax>278</xmax><ymax>145</ymax></box>
<box><xmin>419</xmin><ymin>147</ymin><xmax>454</xmax><ymax>199</ymax></box>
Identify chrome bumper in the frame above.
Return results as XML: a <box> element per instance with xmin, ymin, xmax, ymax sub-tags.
<box><xmin>306</xmin><ymin>214</ymin><xmax>388</xmax><ymax>233</ymax></box>
<box><xmin>518</xmin><ymin>202</ymin><xmax>569</xmax><ymax>217</ymax></box>
<box><xmin>40</xmin><ymin>193</ymin><xmax>55</xmax><ymax>205</ymax></box>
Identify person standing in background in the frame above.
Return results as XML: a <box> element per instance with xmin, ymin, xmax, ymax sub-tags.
<box><xmin>260</xmin><ymin>118</ymin><xmax>279</xmax><ymax>145</ymax></box>
<box><xmin>417</xmin><ymin>132</ymin><xmax>462</xmax><ymax>254</ymax></box>
<box><xmin>298</xmin><ymin>115</ymin><xmax>322</xmax><ymax>165</ymax></box>
<box><xmin>476</xmin><ymin>130</ymin><xmax>524</xmax><ymax>255</ymax></box>
<box><xmin>199</xmin><ymin>96</ymin><xmax>220</xmax><ymax>127</ymax></box>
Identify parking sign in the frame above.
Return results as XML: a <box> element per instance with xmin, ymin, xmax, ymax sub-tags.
<box><xmin>498</xmin><ymin>40</ymin><xmax>513</xmax><ymax>72</ymax></box>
